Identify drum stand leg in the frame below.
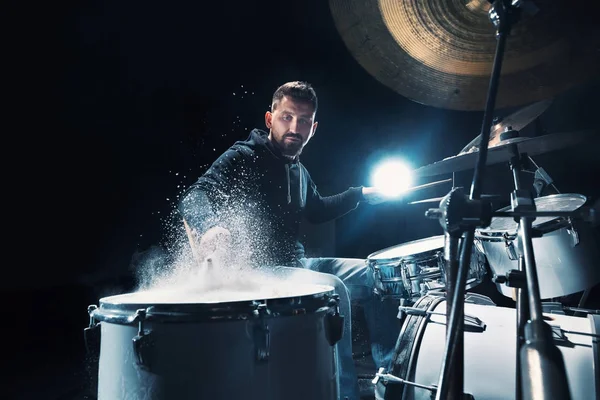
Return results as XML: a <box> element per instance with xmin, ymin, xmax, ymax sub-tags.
<box><xmin>492</xmin><ymin>258</ymin><xmax>531</xmax><ymax>400</ymax></box>
<box><xmin>443</xmin><ymin>232</ymin><xmax>464</xmax><ymax>399</ymax></box>
<box><xmin>520</xmin><ymin>230</ymin><xmax>573</xmax><ymax>400</ymax></box>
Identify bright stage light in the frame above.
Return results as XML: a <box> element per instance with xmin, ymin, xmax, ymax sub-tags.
<box><xmin>371</xmin><ymin>159</ymin><xmax>413</xmax><ymax>198</ymax></box>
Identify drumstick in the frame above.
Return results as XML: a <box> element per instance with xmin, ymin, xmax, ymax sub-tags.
<box><xmin>183</xmin><ymin>218</ymin><xmax>204</xmax><ymax>267</ymax></box>
<box><xmin>405</xmin><ymin>178</ymin><xmax>452</xmax><ymax>193</ymax></box>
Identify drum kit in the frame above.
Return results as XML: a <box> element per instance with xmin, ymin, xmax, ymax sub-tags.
<box><xmin>367</xmin><ymin>133</ymin><xmax>600</xmax><ymax>400</ymax></box>
<box><xmin>356</xmin><ymin>0</ymin><xmax>600</xmax><ymax>399</ymax></box>
<box><xmin>82</xmin><ymin>1</ymin><xmax>600</xmax><ymax>399</ymax></box>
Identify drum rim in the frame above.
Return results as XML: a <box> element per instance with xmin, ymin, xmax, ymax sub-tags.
<box><xmin>91</xmin><ymin>285</ymin><xmax>336</xmax><ymax>324</ymax></box>
<box><xmin>367</xmin><ymin>235</ymin><xmax>445</xmax><ymax>264</ymax></box>
<box><xmin>383</xmin><ymin>293</ymin><xmax>446</xmax><ymax>400</ymax></box>
<box><xmin>475</xmin><ymin>193</ymin><xmax>587</xmax><ymax>237</ymax></box>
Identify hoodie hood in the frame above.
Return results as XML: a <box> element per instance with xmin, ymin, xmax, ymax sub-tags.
<box><xmin>234</xmin><ymin>128</ymin><xmax>299</xmax><ymax>164</ymax></box>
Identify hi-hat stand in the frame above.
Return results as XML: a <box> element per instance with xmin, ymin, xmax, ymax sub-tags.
<box><xmin>425</xmin><ymin>1</ymin><xmax>573</xmax><ymax>399</ymax></box>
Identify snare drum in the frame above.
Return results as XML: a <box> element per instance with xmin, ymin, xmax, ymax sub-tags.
<box><xmin>86</xmin><ymin>283</ymin><xmax>341</xmax><ymax>400</ymax></box>
<box><xmin>367</xmin><ymin>236</ymin><xmax>487</xmax><ymax>301</ymax></box>
<box><xmin>376</xmin><ymin>294</ymin><xmax>599</xmax><ymax>400</ymax></box>
<box><xmin>475</xmin><ymin>193</ymin><xmax>600</xmax><ymax>299</ymax></box>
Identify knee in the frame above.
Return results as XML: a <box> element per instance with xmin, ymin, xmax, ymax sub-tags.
<box><xmin>319</xmin><ymin>274</ymin><xmax>352</xmax><ymax>305</ymax></box>
<box><xmin>324</xmin><ymin>274</ymin><xmax>348</xmax><ymax>295</ymax></box>
<box><xmin>285</xmin><ymin>268</ymin><xmax>349</xmax><ymax>297</ymax></box>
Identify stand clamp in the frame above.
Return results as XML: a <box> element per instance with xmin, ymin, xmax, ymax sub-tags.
<box><xmin>425</xmin><ymin>187</ymin><xmax>494</xmax><ymax>234</ymax></box>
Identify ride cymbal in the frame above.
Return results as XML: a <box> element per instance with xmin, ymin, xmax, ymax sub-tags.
<box><xmin>413</xmin><ymin>129</ymin><xmax>596</xmax><ymax>178</ymax></box>
<box><xmin>328</xmin><ymin>0</ymin><xmax>600</xmax><ymax>111</ymax></box>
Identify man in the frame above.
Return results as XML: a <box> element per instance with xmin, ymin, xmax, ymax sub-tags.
<box><xmin>178</xmin><ymin>81</ymin><xmax>400</xmax><ymax>400</ymax></box>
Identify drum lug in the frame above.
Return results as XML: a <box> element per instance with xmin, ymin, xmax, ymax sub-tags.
<box><xmin>464</xmin><ymin>314</ymin><xmax>486</xmax><ymax>333</ymax></box>
<box><xmin>325</xmin><ymin>294</ymin><xmax>344</xmax><ymax>346</ymax></box>
<box><xmin>502</xmin><ymin>234</ymin><xmax>518</xmax><ymax>260</ymax></box>
<box><xmin>253</xmin><ymin>304</ymin><xmax>271</xmax><ymax>362</ymax></box>
<box><xmin>372</xmin><ymin>264</ymin><xmax>386</xmax><ymax>298</ymax></box>
<box><xmin>464</xmin><ymin>293</ymin><xmax>496</xmax><ymax>306</ymax></box>
<box><xmin>400</xmin><ymin>260</ymin><xmax>416</xmax><ymax>298</ymax></box>
<box><xmin>566</xmin><ymin>219</ymin><xmax>580</xmax><ymax>247</ymax></box>
<box><xmin>83</xmin><ymin>305</ymin><xmax>100</xmax><ymax>355</ymax></box>
<box><xmin>473</xmin><ymin>238</ymin><xmax>485</xmax><ymax>255</ymax></box>
<box><xmin>132</xmin><ymin>308</ymin><xmax>154</xmax><ymax>370</ymax></box>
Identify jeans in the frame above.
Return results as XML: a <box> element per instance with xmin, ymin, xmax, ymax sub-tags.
<box><xmin>271</xmin><ymin>258</ymin><xmax>401</xmax><ymax>400</ymax></box>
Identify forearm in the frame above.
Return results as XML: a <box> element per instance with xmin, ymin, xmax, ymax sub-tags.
<box><xmin>178</xmin><ymin>185</ymin><xmax>223</xmax><ymax>234</ymax></box>
<box><xmin>178</xmin><ymin>149</ymin><xmax>247</xmax><ymax>233</ymax></box>
<box><xmin>305</xmin><ymin>186</ymin><xmax>364</xmax><ymax>223</ymax></box>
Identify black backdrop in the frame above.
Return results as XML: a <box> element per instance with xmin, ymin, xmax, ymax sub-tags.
<box><xmin>8</xmin><ymin>1</ymin><xmax>600</xmax><ymax>398</ymax></box>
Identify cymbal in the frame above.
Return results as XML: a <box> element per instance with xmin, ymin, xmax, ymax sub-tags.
<box><xmin>328</xmin><ymin>0</ymin><xmax>600</xmax><ymax>111</ymax></box>
<box><xmin>459</xmin><ymin>99</ymin><xmax>553</xmax><ymax>154</ymax></box>
<box><xmin>413</xmin><ymin>129</ymin><xmax>596</xmax><ymax>178</ymax></box>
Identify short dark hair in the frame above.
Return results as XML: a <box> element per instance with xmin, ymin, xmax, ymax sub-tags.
<box><xmin>271</xmin><ymin>81</ymin><xmax>318</xmax><ymax>113</ymax></box>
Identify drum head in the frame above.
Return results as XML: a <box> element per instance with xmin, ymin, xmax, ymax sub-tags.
<box><xmin>479</xmin><ymin>193</ymin><xmax>587</xmax><ymax>234</ymax></box>
<box><xmin>92</xmin><ymin>282</ymin><xmax>335</xmax><ymax>324</ymax></box>
<box><xmin>368</xmin><ymin>236</ymin><xmax>445</xmax><ymax>263</ymax></box>
<box><xmin>100</xmin><ymin>282</ymin><xmax>334</xmax><ymax>305</ymax></box>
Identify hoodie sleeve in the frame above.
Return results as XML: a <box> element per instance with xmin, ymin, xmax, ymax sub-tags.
<box><xmin>304</xmin><ymin>169</ymin><xmax>364</xmax><ymax>224</ymax></box>
<box><xmin>178</xmin><ymin>148</ymin><xmax>250</xmax><ymax>234</ymax></box>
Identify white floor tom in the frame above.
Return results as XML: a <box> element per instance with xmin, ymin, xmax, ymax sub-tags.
<box><xmin>475</xmin><ymin>193</ymin><xmax>600</xmax><ymax>299</ymax></box>
<box><xmin>87</xmin><ymin>283</ymin><xmax>341</xmax><ymax>400</ymax></box>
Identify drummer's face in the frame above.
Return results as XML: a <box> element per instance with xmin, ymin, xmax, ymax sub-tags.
<box><xmin>266</xmin><ymin>96</ymin><xmax>318</xmax><ymax>158</ymax></box>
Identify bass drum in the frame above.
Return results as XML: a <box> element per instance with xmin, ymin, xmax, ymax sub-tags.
<box><xmin>86</xmin><ymin>283</ymin><xmax>341</xmax><ymax>400</ymax></box>
<box><xmin>376</xmin><ymin>294</ymin><xmax>599</xmax><ymax>400</ymax></box>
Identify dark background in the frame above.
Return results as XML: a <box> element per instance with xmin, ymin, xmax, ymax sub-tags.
<box><xmin>8</xmin><ymin>1</ymin><xmax>600</xmax><ymax>399</ymax></box>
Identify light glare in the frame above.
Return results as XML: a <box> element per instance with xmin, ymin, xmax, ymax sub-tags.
<box><xmin>371</xmin><ymin>160</ymin><xmax>413</xmax><ymax>197</ymax></box>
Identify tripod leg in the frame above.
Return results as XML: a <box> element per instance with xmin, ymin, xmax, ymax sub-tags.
<box><xmin>515</xmin><ymin>256</ymin><xmax>529</xmax><ymax>400</ymax></box>
<box><xmin>444</xmin><ymin>233</ymin><xmax>464</xmax><ymax>400</ymax></box>
<box><xmin>518</xmin><ymin>218</ymin><xmax>572</xmax><ymax>400</ymax></box>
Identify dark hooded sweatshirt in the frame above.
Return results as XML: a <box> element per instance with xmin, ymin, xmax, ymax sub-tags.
<box><xmin>178</xmin><ymin>128</ymin><xmax>364</xmax><ymax>267</ymax></box>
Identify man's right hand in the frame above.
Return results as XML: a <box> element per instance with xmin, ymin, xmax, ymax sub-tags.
<box><xmin>197</xmin><ymin>226</ymin><xmax>232</xmax><ymax>262</ymax></box>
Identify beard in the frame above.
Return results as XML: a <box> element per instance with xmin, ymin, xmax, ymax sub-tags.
<box><xmin>275</xmin><ymin>134</ymin><xmax>304</xmax><ymax>158</ymax></box>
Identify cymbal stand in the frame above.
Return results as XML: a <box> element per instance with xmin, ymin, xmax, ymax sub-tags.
<box><xmin>506</xmin><ymin>143</ymin><xmax>572</xmax><ymax>400</ymax></box>
<box><xmin>426</xmin><ymin>1</ymin><xmax>518</xmax><ymax>398</ymax></box>
<box><xmin>424</xmin><ymin>1</ymin><xmax>569</xmax><ymax>399</ymax></box>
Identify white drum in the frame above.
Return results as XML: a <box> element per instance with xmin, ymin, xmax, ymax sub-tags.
<box><xmin>87</xmin><ymin>283</ymin><xmax>341</xmax><ymax>400</ymax></box>
<box><xmin>367</xmin><ymin>236</ymin><xmax>487</xmax><ymax>301</ymax></box>
<box><xmin>475</xmin><ymin>193</ymin><xmax>600</xmax><ymax>299</ymax></box>
<box><xmin>376</xmin><ymin>294</ymin><xmax>599</xmax><ymax>400</ymax></box>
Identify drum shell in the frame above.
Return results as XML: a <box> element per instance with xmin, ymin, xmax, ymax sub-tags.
<box><xmin>368</xmin><ymin>236</ymin><xmax>487</xmax><ymax>301</ymax></box>
<box><xmin>367</xmin><ymin>247</ymin><xmax>444</xmax><ymax>300</ymax></box>
<box><xmin>477</xmin><ymin>218</ymin><xmax>600</xmax><ymax>299</ymax></box>
<box><xmin>376</xmin><ymin>295</ymin><xmax>598</xmax><ymax>400</ymax></box>
<box><xmin>92</xmin><ymin>292</ymin><xmax>337</xmax><ymax>400</ymax></box>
